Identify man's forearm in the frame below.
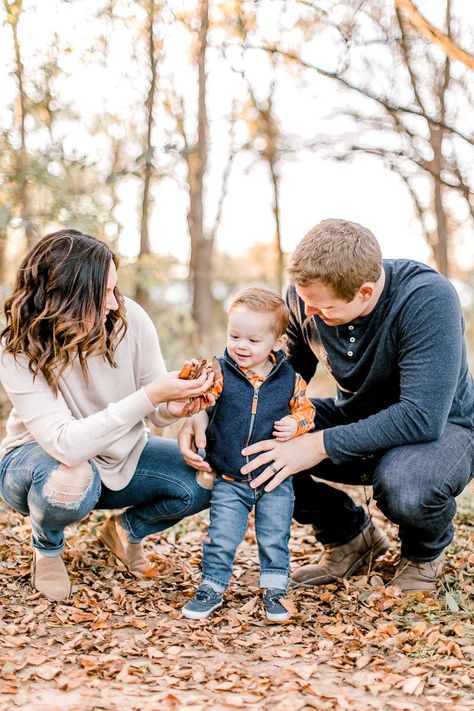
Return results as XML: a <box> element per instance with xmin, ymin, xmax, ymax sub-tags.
<box><xmin>323</xmin><ymin>401</ymin><xmax>442</xmax><ymax>465</ymax></box>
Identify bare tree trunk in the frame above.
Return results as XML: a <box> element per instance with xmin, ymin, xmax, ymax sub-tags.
<box><xmin>135</xmin><ymin>0</ymin><xmax>159</xmax><ymax>308</ymax></box>
<box><xmin>108</xmin><ymin>137</ymin><xmax>123</xmax><ymax>251</ymax></box>
<box><xmin>188</xmin><ymin>0</ymin><xmax>212</xmax><ymax>340</ymax></box>
<box><xmin>268</xmin><ymin>149</ymin><xmax>284</xmax><ymax>294</ymax></box>
<box><xmin>429</xmin><ymin>0</ymin><xmax>452</xmax><ymax>277</ymax></box>
<box><xmin>242</xmin><ymin>70</ymin><xmax>285</xmax><ymax>293</ymax></box>
<box><xmin>431</xmin><ymin>128</ymin><xmax>449</xmax><ymax>276</ymax></box>
<box><xmin>395</xmin><ymin>0</ymin><xmax>453</xmax><ymax>275</ymax></box>
<box><xmin>0</xmin><ymin>235</ymin><xmax>7</xmax><ymax>284</ymax></box>
<box><xmin>4</xmin><ymin>0</ymin><xmax>35</xmax><ymax>249</ymax></box>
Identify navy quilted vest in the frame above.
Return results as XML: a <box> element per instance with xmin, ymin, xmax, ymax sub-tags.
<box><xmin>206</xmin><ymin>350</ymin><xmax>296</xmax><ymax>480</ymax></box>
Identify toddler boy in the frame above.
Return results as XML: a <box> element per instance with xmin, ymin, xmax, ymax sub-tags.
<box><xmin>182</xmin><ymin>287</ymin><xmax>315</xmax><ymax>622</ymax></box>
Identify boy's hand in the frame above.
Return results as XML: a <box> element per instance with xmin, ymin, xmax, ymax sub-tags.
<box><xmin>196</xmin><ymin>469</ymin><xmax>216</xmax><ymax>490</ymax></box>
<box><xmin>178</xmin><ymin>410</ymin><xmax>213</xmax><ymax>472</ymax></box>
<box><xmin>273</xmin><ymin>416</ymin><xmax>298</xmax><ymax>441</ymax></box>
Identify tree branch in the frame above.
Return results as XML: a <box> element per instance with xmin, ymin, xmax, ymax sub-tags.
<box><xmin>395</xmin><ymin>0</ymin><xmax>474</xmax><ymax>70</ymax></box>
<box><xmin>243</xmin><ymin>44</ymin><xmax>474</xmax><ymax>147</ymax></box>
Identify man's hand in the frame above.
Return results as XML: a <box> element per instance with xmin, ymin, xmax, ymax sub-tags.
<box><xmin>177</xmin><ymin>410</ymin><xmax>213</xmax><ymax>472</ymax></box>
<box><xmin>241</xmin><ymin>431</ymin><xmax>328</xmax><ymax>492</ymax></box>
<box><xmin>273</xmin><ymin>415</ymin><xmax>298</xmax><ymax>441</ymax></box>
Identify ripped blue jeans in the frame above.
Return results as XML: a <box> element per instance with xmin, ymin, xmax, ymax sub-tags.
<box><xmin>0</xmin><ymin>436</ymin><xmax>211</xmax><ymax>556</ymax></box>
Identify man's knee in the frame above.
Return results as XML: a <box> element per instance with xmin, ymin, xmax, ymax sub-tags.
<box><xmin>373</xmin><ymin>456</ymin><xmax>453</xmax><ymax>529</ymax></box>
<box><xmin>42</xmin><ymin>462</ymin><xmax>94</xmax><ymax>510</ymax></box>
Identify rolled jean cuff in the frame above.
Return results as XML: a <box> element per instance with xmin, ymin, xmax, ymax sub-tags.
<box><xmin>32</xmin><ymin>543</ymin><xmax>64</xmax><ymax>557</ymax></box>
<box><xmin>260</xmin><ymin>572</ymin><xmax>289</xmax><ymax>590</ymax></box>
<box><xmin>201</xmin><ymin>576</ymin><xmax>227</xmax><ymax>593</ymax></box>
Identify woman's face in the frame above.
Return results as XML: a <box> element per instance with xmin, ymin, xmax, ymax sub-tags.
<box><xmin>103</xmin><ymin>260</ymin><xmax>119</xmax><ymax>323</ymax></box>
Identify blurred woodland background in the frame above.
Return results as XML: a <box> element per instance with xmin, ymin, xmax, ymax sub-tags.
<box><xmin>1</xmin><ymin>12</ymin><xmax>474</xmax><ymax>706</ymax></box>
<box><xmin>1</xmin><ymin>0</ymin><xmax>474</xmax><ymax>387</ymax></box>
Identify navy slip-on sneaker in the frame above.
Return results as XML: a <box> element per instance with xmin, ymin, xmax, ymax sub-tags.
<box><xmin>263</xmin><ymin>588</ymin><xmax>291</xmax><ymax>622</ymax></box>
<box><xmin>182</xmin><ymin>584</ymin><xmax>224</xmax><ymax>620</ymax></box>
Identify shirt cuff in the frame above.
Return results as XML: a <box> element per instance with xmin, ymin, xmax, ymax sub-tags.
<box><xmin>322</xmin><ymin>428</ymin><xmax>346</xmax><ymax>464</ymax></box>
<box><xmin>154</xmin><ymin>401</ymin><xmax>180</xmax><ymax>427</ymax></box>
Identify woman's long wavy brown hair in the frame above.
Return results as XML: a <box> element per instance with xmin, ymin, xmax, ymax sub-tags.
<box><xmin>1</xmin><ymin>229</ymin><xmax>128</xmax><ymax>394</ymax></box>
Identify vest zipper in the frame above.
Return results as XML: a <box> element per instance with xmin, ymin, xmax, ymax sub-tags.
<box><xmin>221</xmin><ymin>354</ymin><xmax>285</xmax><ymax>465</ymax></box>
<box><xmin>244</xmin><ymin>384</ymin><xmax>260</xmax><ymax>463</ymax></box>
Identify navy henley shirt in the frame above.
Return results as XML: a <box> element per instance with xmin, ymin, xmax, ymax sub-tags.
<box><xmin>286</xmin><ymin>259</ymin><xmax>474</xmax><ymax>465</ymax></box>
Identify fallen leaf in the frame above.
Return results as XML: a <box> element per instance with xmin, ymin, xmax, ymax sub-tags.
<box><xmin>402</xmin><ymin>676</ymin><xmax>424</xmax><ymax>695</ymax></box>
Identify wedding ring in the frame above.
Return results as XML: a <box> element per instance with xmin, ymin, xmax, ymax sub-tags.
<box><xmin>269</xmin><ymin>463</ymin><xmax>280</xmax><ymax>474</ymax></box>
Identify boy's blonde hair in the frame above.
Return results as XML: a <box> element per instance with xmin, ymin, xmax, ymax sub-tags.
<box><xmin>287</xmin><ymin>219</ymin><xmax>382</xmax><ymax>301</ymax></box>
<box><xmin>229</xmin><ymin>287</ymin><xmax>289</xmax><ymax>337</ymax></box>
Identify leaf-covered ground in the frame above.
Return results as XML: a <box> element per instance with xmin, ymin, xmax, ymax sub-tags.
<box><xmin>0</xmin><ymin>483</ymin><xmax>472</xmax><ymax>711</ymax></box>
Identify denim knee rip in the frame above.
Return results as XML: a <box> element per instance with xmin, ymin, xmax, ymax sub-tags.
<box><xmin>42</xmin><ymin>462</ymin><xmax>94</xmax><ymax>510</ymax></box>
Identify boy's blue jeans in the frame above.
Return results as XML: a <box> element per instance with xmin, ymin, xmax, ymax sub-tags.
<box><xmin>0</xmin><ymin>436</ymin><xmax>211</xmax><ymax>556</ymax></box>
<box><xmin>201</xmin><ymin>475</ymin><xmax>294</xmax><ymax>593</ymax></box>
<box><xmin>293</xmin><ymin>398</ymin><xmax>474</xmax><ymax>562</ymax></box>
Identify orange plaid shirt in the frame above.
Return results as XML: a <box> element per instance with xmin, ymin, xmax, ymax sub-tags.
<box><xmin>208</xmin><ymin>353</ymin><xmax>315</xmax><ymax>437</ymax></box>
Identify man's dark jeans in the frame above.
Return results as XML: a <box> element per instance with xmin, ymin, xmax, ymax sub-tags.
<box><xmin>293</xmin><ymin>398</ymin><xmax>474</xmax><ymax>561</ymax></box>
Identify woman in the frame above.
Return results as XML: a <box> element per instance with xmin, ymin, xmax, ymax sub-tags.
<box><xmin>0</xmin><ymin>229</ymin><xmax>212</xmax><ymax>601</ymax></box>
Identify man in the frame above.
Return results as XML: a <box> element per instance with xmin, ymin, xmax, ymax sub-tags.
<box><xmin>180</xmin><ymin>219</ymin><xmax>474</xmax><ymax>593</ymax></box>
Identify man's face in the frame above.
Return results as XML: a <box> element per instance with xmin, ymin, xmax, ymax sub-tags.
<box><xmin>295</xmin><ymin>281</ymin><xmax>372</xmax><ymax>326</ymax></box>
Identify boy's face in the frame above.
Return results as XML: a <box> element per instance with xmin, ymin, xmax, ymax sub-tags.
<box><xmin>295</xmin><ymin>281</ymin><xmax>374</xmax><ymax>326</ymax></box>
<box><xmin>227</xmin><ymin>308</ymin><xmax>283</xmax><ymax>372</ymax></box>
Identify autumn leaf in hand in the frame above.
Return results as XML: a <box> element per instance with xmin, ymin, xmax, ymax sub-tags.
<box><xmin>178</xmin><ymin>358</ymin><xmax>208</xmax><ymax>380</ymax></box>
<box><xmin>178</xmin><ymin>356</ymin><xmax>222</xmax><ymax>407</ymax></box>
<box><xmin>178</xmin><ymin>356</ymin><xmax>221</xmax><ymax>382</ymax></box>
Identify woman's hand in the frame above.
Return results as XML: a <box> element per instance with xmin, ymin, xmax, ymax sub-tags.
<box><xmin>144</xmin><ymin>369</ymin><xmax>214</xmax><ymax>408</ymax></box>
<box><xmin>177</xmin><ymin>410</ymin><xmax>213</xmax><ymax>472</ymax></box>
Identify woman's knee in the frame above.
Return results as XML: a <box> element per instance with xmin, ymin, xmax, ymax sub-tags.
<box><xmin>42</xmin><ymin>461</ymin><xmax>98</xmax><ymax>512</ymax></box>
<box><xmin>183</xmin><ymin>475</ymin><xmax>211</xmax><ymax>516</ymax></box>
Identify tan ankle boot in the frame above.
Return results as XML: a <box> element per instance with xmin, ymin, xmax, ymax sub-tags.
<box><xmin>291</xmin><ymin>523</ymin><xmax>390</xmax><ymax>587</ymax></box>
<box><xmin>98</xmin><ymin>514</ymin><xmax>156</xmax><ymax>576</ymax></box>
<box><xmin>33</xmin><ymin>551</ymin><xmax>71</xmax><ymax>601</ymax></box>
<box><xmin>390</xmin><ymin>553</ymin><xmax>444</xmax><ymax>594</ymax></box>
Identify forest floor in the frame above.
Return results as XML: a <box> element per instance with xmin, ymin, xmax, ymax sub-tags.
<box><xmin>0</xmin><ymin>482</ymin><xmax>472</xmax><ymax>711</ymax></box>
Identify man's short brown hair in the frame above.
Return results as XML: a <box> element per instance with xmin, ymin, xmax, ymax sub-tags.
<box><xmin>229</xmin><ymin>286</ymin><xmax>289</xmax><ymax>337</ymax></box>
<box><xmin>287</xmin><ymin>219</ymin><xmax>382</xmax><ymax>300</ymax></box>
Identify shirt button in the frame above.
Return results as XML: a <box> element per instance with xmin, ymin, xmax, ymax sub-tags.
<box><xmin>348</xmin><ymin>325</ymin><xmax>354</xmax><ymax>330</ymax></box>
<box><xmin>350</xmin><ymin>337</ymin><xmax>355</xmax><ymax>343</ymax></box>
<box><xmin>347</xmin><ymin>351</ymin><xmax>354</xmax><ymax>357</ymax></box>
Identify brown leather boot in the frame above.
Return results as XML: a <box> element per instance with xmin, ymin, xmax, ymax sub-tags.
<box><xmin>33</xmin><ymin>551</ymin><xmax>71</xmax><ymax>601</ymax></box>
<box><xmin>390</xmin><ymin>553</ymin><xmax>444</xmax><ymax>594</ymax></box>
<box><xmin>98</xmin><ymin>514</ymin><xmax>156</xmax><ymax>576</ymax></box>
<box><xmin>291</xmin><ymin>523</ymin><xmax>390</xmax><ymax>587</ymax></box>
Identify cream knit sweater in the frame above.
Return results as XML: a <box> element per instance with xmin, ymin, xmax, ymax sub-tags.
<box><xmin>0</xmin><ymin>298</ymin><xmax>178</xmax><ymax>490</ymax></box>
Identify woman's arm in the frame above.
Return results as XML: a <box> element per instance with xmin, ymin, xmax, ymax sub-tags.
<box><xmin>0</xmin><ymin>351</ymin><xmax>155</xmax><ymax>466</ymax></box>
<box><xmin>136</xmin><ymin>310</ymin><xmax>215</xmax><ymax>426</ymax></box>
<box><xmin>0</xmin><ymin>303</ymin><xmax>212</xmax><ymax>465</ymax></box>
